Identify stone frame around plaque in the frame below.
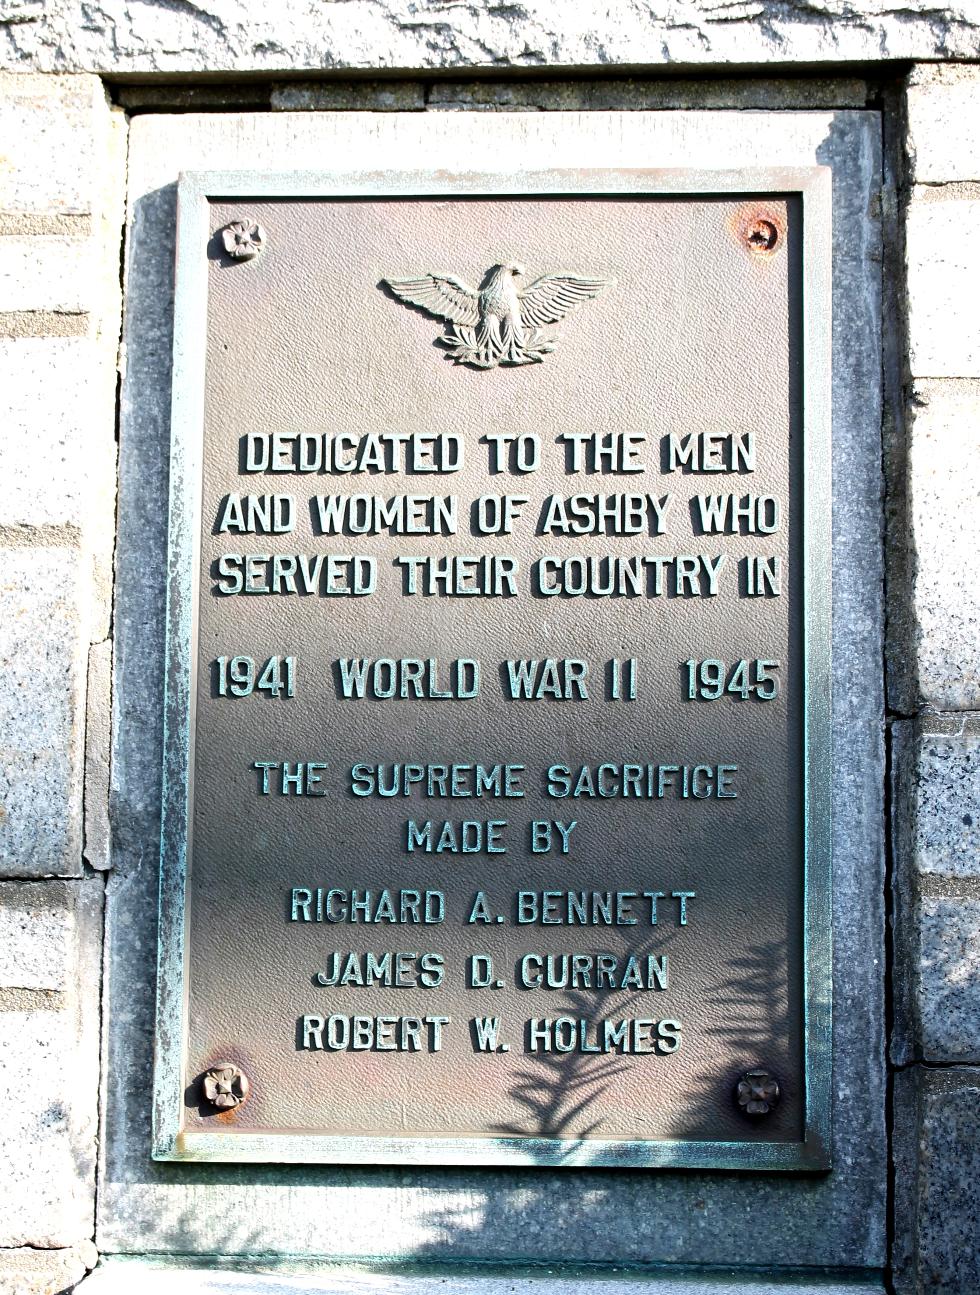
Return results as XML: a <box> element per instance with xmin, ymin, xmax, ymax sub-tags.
<box><xmin>151</xmin><ymin>165</ymin><xmax>833</xmax><ymax>1172</ymax></box>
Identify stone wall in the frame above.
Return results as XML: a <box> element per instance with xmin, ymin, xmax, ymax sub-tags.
<box><xmin>0</xmin><ymin>5</ymin><xmax>978</xmax><ymax>1293</ymax></box>
<box><xmin>0</xmin><ymin>71</ymin><xmax>124</xmax><ymax>1294</ymax></box>
<box><xmin>1</xmin><ymin>0</ymin><xmax>979</xmax><ymax>72</ymax></box>
<box><xmin>889</xmin><ymin>63</ymin><xmax>980</xmax><ymax>1295</ymax></box>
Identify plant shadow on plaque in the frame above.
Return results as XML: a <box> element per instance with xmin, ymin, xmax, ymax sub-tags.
<box><xmin>488</xmin><ymin>923</ymin><xmax>683</xmax><ymax>1159</ymax></box>
<box><xmin>485</xmin><ymin>929</ymin><xmax>794</xmax><ymax>1159</ymax></box>
<box><xmin>403</xmin><ymin>926</ymin><xmax>795</xmax><ymax>1269</ymax></box>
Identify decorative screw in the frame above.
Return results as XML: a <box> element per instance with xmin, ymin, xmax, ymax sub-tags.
<box><xmin>221</xmin><ymin>220</ymin><xmax>266</xmax><ymax>261</ymax></box>
<box><xmin>202</xmin><ymin>1061</ymin><xmax>250</xmax><ymax>1110</ymax></box>
<box><xmin>746</xmin><ymin>218</ymin><xmax>779</xmax><ymax>254</ymax></box>
<box><xmin>735</xmin><ymin>1069</ymin><xmax>780</xmax><ymax>1117</ymax></box>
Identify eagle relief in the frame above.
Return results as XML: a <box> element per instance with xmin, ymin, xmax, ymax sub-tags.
<box><xmin>382</xmin><ymin>261</ymin><xmax>614</xmax><ymax>369</ymax></box>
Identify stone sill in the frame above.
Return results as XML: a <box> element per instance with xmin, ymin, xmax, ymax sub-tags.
<box><xmin>77</xmin><ymin>1259</ymin><xmax>884</xmax><ymax>1294</ymax></box>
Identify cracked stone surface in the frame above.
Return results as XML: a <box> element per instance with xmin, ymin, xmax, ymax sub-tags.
<box><xmin>0</xmin><ymin>1</ymin><xmax>978</xmax><ymax>74</ymax></box>
<box><xmin>0</xmin><ymin>1243</ymin><xmax>97</xmax><ymax>1295</ymax></box>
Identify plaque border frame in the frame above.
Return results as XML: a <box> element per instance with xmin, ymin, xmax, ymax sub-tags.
<box><xmin>153</xmin><ymin>167</ymin><xmax>832</xmax><ymax>1171</ymax></box>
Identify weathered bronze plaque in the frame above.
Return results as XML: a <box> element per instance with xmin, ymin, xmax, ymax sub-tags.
<box><xmin>153</xmin><ymin>169</ymin><xmax>832</xmax><ymax>1169</ymax></box>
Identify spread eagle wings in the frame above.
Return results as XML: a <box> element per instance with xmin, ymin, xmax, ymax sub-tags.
<box><xmin>383</xmin><ymin>274</ymin><xmax>480</xmax><ymax>327</ymax></box>
<box><xmin>517</xmin><ymin>274</ymin><xmax>614</xmax><ymax>327</ymax></box>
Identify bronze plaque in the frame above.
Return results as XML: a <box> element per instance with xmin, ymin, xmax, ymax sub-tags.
<box><xmin>153</xmin><ymin>169</ymin><xmax>832</xmax><ymax>1169</ymax></box>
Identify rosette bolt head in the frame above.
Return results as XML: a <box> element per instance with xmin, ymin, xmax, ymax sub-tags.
<box><xmin>202</xmin><ymin>1061</ymin><xmax>250</xmax><ymax>1110</ymax></box>
<box><xmin>735</xmin><ymin>1069</ymin><xmax>780</xmax><ymax>1117</ymax></box>
<box><xmin>746</xmin><ymin>218</ymin><xmax>778</xmax><ymax>253</ymax></box>
<box><xmin>221</xmin><ymin>220</ymin><xmax>266</xmax><ymax>261</ymax></box>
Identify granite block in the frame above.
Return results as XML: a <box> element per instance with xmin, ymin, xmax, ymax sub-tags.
<box><xmin>0</xmin><ymin>1243</ymin><xmax>97</xmax><ymax>1295</ymax></box>
<box><xmin>906</xmin><ymin>65</ymin><xmax>980</xmax><ymax>184</ymax></box>
<box><xmin>0</xmin><ymin>72</ymin><xmax>109</xmax><ymax>215</ymax></box>
<box><xmin>0</xmin><ymin>236</ymin><xmax>93</xmax><ymax>313</ymax></box>
<box><xmin>0</xmin><ymin>335</ymin><xmax>117</xmax><ymax>639</ymax></box>
<box><xmin>0</xmin><ymin>71</ymin><xmax>125</xmax><ymax>355</ymax></box>
<box><xmin>0</xmin><ymin>337</ymin><xmax>116</xmax><ymax>535</ymax></box>
<box><xmin>0</xmin><ymin>879</ymin><xmax>102</xmax><ymax>1248</ymax></box>
<box><xmin>905</xmin><ymin>719</ymin><xmax>980</xmax><ymax>880</ymax></box>
<box><xmin>918</xmin><ymin>896</ymin><xmax>980</xmax><ymax>1062</ymax></box>
<box><xmin>891</xmin><ymin>716</ymin><xmax>980</xmax><ymax>1066</ymax></box>
<box><xmin>893</xmin><ymin>380</ymin><xmax>980</xmax><ymax>709</ymax></box>
<box><xmin>0</xmin><ymin>546</ymin><xmax>86</xmax><ymax>877</ymax></box>
<box><xmin>0</xmin><ymin>880</ymin><xmax>74</xmax><ymax>990</ymax></box>
<box><xmin>907</xmin><ymin>197</ymin><xmax>980</xmax><ymax>380</ymax></box>
<box><xmin>893</xmin><ymin>1066</ymin><xmax>980</xmax><ymax>1295</ymax></box>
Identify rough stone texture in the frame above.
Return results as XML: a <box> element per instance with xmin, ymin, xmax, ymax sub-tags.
<box><xmin>0</xmin><ymin>547</ymin><xmax>87</xmax><ymax>876</ymax></box>
<box><xmin>83</xmin><ymin>639</ymin><xmax>111</xmax><ymax>871</ymax></box>
<box><xmin>906</xmin><ymin>64</ymin><xmax>980</xmax><ymax>185</ymax></box>
<box><xmin>0</xmin><ymin>1</ymin><xmax>978</xmax><ymax>73</ymax></box>
<box><xmin>906</xmin><ymin>193</ymin><xmax>980</xmax><ymax>380</ymax></box>
<box><xmin>0</xmin><ymin>880</ymin><xmax>102</xmax><ymax>1248</ymax></box>
<box><xmin>893</xmin><ymin>1066</ymin><xmax>980</xmax><ymax>1295</ymax></box>
<box><xmin>0</xmin><ymin>1243</ymin><xmax>97</xmax><ymax>1295</ymax></box>
<box><xmin>0</xmin><ymin>211</ymin><xmax>90</xmax><ymax>236</ymax></box>
<box><xmin>0</xmin><ymin>235</ymin><xmax>94</xmax><ymax>312</ymax></box>
<box><xmin>271</xmin><ymin>75</ymin><xmax>872</xmax><ymax>113</ymax></box>
<box><xmin>0</xmin><ymin>881</ymin><xmax>73</xmax><ymax>990</ymax></box>
<box><xmin>0</xmin><ymin>73</ymin><xmax>112</xmax><ymax>214</ymax></box>
<box><xmin>0</xmin><ymin>308</ymin><xmax>88</xmax><ymax>336</ymax></box>
<box><xmin>129</xmin><ymin>75</ymin><xmax>873</xmax><ymax>115</ymax></box>
<box><xmin>76</xmin><ymin>1259</ymin><xmax>885</xmax><ymax>1295</ymax></box>
<box><xmin>0</xmin><ymin>350</ymin><xmax>118</xmax><ymax>876</ymax></box>
<box><xmin>0</xmin><ymin>339</ymin><xmax>115</xmax><ymax>533</ymax></box>
<box><xmin>0</xmin><ymin>73</ymin><xmax>125</xmax><ymax>340</ymax></box>
<box><xmin>116</xmin><ymin>82</ymin><xmax>272</xmax><ymax>111</ymax></box>
<box><xmin>888</xmin><ymin>380</ymin><xmax>980</xmax><ymax>711</ymax></box>
<box><xmin>424</xmin><ymin>76</ymin><xmax>870</xmax><ymax>112</ymax></box>
<box><xmin>0</xmin><ymin>71</ymin><xmax>123</xmax><ymax>883</ymax></box>
<box><xmin>891</xmin><ymin>715</ymin><xmax>980</xmax><ymax>1067</ymax></box>
<box><xmin>902</xmin><ymin>719</ymin><xmax>980</xmax><ymax>881</ymax></box>
<box><xmin>917</xmin><ymin>896</ymin><xmax>980</xmax><ymax>1061</ymax></box>
<box><xmin>272</xmin><ymin>80</ymin><xmax>425</xmax><ymax>111</ymax></box>
<box><xmin>101</xmin><ymin>108</ymin><xmax>884</xmax><ymax>1269</ymax></box>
